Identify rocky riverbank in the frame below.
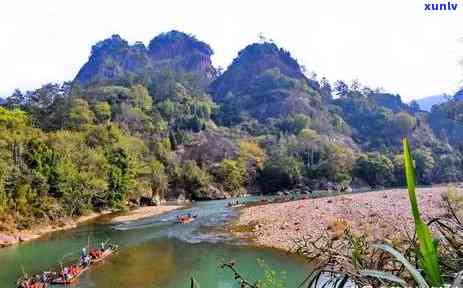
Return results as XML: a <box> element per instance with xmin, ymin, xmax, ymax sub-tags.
<box><xmin>0</xmin><ymin>211</ymin><xmax>112</xmax><ymax>248</ymax></box>
<box><xmin>232</xmin><ymin>186</ymin><xmax>450</xmax><ymax>251</ymax></box>
<box><xmin>110</xmin><ymin>205</ymin><xmax>184</xmax><ymax>223</ymax></box>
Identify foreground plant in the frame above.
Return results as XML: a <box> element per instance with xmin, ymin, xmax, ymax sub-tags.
<box><xmin>293</xmin><ymin>138</ymin><xmax>461</xmax><ymax>287</ymax></box>
<box><xmin>402</xmin><ymin>138</ymin><xmax>442</xmax><ymax>286</ymax></box>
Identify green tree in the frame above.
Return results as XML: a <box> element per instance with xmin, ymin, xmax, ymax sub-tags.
<box><xmin>260</xmin><ymin>155</ymin><xmax>302</xmax><ymax>193</ymax></box>
<box><xmin>68</xmin><ymin>98</ymin><xmax>95</xmax><ymax>129</ymax></box>
<box><xmin>392</xmin><ymin>112</ymin><xmax>417</xmax><ymax>135</ymax></box>
<box><xmin>277</xmin><ymin>114</ymin><xmax>311</xmax><ymax>135</ymax></box>
<box><xmin>414</xmin><ymin>148</ymin><xmax>435</xmax><ymax>185</ymax></box>
<box><xmin>106</xmin><ymin>147</ymin><xmax>134</xmax><ymax>208</ymax></box>
<box><xmin>354</xmin><ymin>153</ymin><xmax>394</xmax><ymax>187</ymax></box>
<box><xmin>130</xmin><ymin>85</ymin><xmax>153</xmax><ymax>112</ymax></box>
<box><xmin>180</xmin><ymin>161</ymin><xmax>211</xmax><ymax>199</ymax></box>
<box><xmin>148</xmin><ymin>160</ymin><xmax>168</xmax><ymax>201</ymax></box>
<box><xmin>94</xmin><ymin>101</ymin><xmax>112</xmax><ymax>123</ymax></box>
<box><xmin>218</xmin><ymin>159</ymin><xmax>245</xmax><ymax>195</ymax></box>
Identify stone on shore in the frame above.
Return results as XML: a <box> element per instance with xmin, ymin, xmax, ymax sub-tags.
<box><xmin>0</xmin><ymin>233</ymin><xmax>18</xmax><ymax>247</ymax></box>
<box><xmin>233</xmin><ymin>186</ymin><xmax>451</xmax><ymax>251</ymax></box>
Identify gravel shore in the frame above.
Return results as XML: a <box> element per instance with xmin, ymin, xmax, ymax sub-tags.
<box><xmin>110</xmin><ymin>205</ymin><xmax>183</xmax><ymax>223</ymax></box>
<box><xmin>234</xmin><ymin>186</ymin><xmax>452</xmax><ymax>251</ymax></box>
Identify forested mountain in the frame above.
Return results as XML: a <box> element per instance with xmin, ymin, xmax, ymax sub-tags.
<box><xmin>209</xmin><ymin>42</ymin><xmax>325</xmax><ymax>125</ymax></box>
<box><xmin>1</xmin><ymin>30</ymin><xmax>462</xmax><ymax>229</ymax></box>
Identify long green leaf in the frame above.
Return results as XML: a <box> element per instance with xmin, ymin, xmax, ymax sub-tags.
<box><xmin>359</xmin><ymin>269</ymin><xmax>407</xmax><ymax>287</ymax></box>
<box><xmin>334</xmin><ymin>274</ymin><xmax>349</xmax><ymax>288</ymax></box>
<box><xmin>403</xmin><ymin>138</ymin><xmax>443</xmax><ymax>286</ymax></box>
<box><xmin>372</xmin><ymin>243</ymin><xmax>429</xmax><ymax>288</ymax></box>
<box><xmin>190</xmin><ymin>276</ymin><xmax>201</xmax><ymax>288</ymax></box>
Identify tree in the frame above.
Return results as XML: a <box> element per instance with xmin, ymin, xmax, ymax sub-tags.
<box><xmin>23</xmin><ymin>138</ymin><xmax>58</xmax><ymax>196</ymax></box>
<box><xmin>57</xmin><ymin>158</ymin><xmax>93</xmax><ymax>216</ymax></box>
<box><xmin>68</xmin><ymin>98</ymin><xmax>95</xmax><ymax>129</ymax></box>
<box><xmin>409</xmin><ymin>100</ymin><xmax>421</xmax><ymax>113</ymax></box>
<box><xmin>354</xmin><ymin>153</ymin><xmax>394</xmax><ymax>187</ymax></box>
<box><xmin>260</xmin><ymin>154</ymin><xmax>302</xmax><ymax>193</ymax></box>
<box><xmin>95</xmin><ymin>101</ymin><xmax>112</xmax><ymax>123</ymax></box>
<box><xmin>106</xmin><ymin>147</ymin><xmax>134</xmax><ymax>208</ymax></box>
<box><xmin>392</xmin><ymin>154</ymin><xmax>405</xmax><ymax>186</ymax></box>
<box><xmin>393</xmin><ymin>112</ymin><xmax>417</xmax><ymax>135</ymax></box>
<box><xmin>148</xmin><ymin>160</ymin><xmax>168</xmax><ymax>201</ymax></box>
<box><xmin>0</xmin><ymin>107</ymin><xmax>33</xmax><ymax>166</ymax></box>
<box><xmin>277</xmin><ymin>114</ymin><xmax>311</xmax><ymax>135</ymax></box>
<box><xmin>218</xmin><ymin>159</ymin><xmax>245</xmax><ymax>195</ymax></box>
<box><xmin>130</xmin><ymin>85</ymin><xmax>153</xmax><ymax>112</ymax></box>
<box><xmin>334</xmin><ymin>80</ymin><xmax>349</xmax><ymax>98</ymax></box>
<box><xmin>6</xmin><ymin>89</ymin><xmax>25</xmax><ymax>108</ymax></box>
<box><xmin>180</xmin><ymin>161</ymin><xmax>211</xmax><ymax>200</ymax></box>
<box><xmin>413</xmin><ymin>148</ymin><xmax>435</xmax><ymax>184</ymax></box>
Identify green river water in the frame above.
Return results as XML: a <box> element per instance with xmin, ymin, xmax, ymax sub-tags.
<box><xmin>0</xmin><ymin>197</ymin><xmax>311</xmax><ymax>287</ymax></box>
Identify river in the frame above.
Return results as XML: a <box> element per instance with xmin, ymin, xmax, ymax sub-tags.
<box><xmin>0</xmin><ymin>197</ymin><xmax>311</xmax><ymax>287</ymax></box>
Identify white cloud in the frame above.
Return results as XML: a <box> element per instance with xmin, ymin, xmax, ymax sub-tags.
<box><xmin>0</xmin><ymin>0</ymin><xmax>461</xmax><ymax>100</ymax></box>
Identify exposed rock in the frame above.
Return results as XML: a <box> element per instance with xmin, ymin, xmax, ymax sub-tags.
<box><xmin>455</xmin><ymin>89</ymin><xmax>463</xmax><ymax>101</ymax></box>
<box><xmin>74</xmin><ymin>31</ymin><xmax>216</xmax><ymax>87</ymax></box>
<box><xmin>19</xmin><ymin>233</ymin><xmax>41</xmax><ymax>242</ymax></box>
<box><xmin>148</xmin><ymin>31</ymin><xmax>216</xmax><ymax>85</ymax></box>
<box><xmin>209</xmin><ymin>42</ymin><xmax>323</xmax><ymax>123</ymax></box>
<box><xmin>342</xmin><ymin>186</ymin><xmax>353</xmax><ymax>193</ymax></box>
<box><xmin>179</xmin><ymin>130</ymin><xmax>239</xmax><ymax>166</ymax></box>
<box><xmin>0</xmin><ymin>233</ymin><xmax>18</xmax><ymax>247</ymax></box>
<box><xmin>139</xmin><ymin>196</ymin><xmax>157</xmax><ymax>207</ymax></box>
<box><xmin>194</xmin><ymin>184</ymin><xmax>229</xmax><ymax>201</ymax></box>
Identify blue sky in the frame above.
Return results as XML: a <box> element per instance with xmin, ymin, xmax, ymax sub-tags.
<box><xmin>0</xmin><ymin>0</ymin><xmax>462</xmax><ymax>100</ymax></box>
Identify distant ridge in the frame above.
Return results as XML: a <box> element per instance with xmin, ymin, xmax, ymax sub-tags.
<box><xmin>415</xmin><ymin>94</ymin><xmax>448</xmax><ymax>111</ymax></box>
<box><xmin>455</xmin><ymin>89</ymin><xmax>463</xmax><ymax>101</ymax></box>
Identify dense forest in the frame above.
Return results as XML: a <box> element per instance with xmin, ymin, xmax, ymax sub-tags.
<box><xmin>1</xmin><ymin>30</ymin><xmax>462</xmax><ymax>229</ymax></box>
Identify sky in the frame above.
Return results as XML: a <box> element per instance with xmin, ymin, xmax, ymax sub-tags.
<box><xmin>0</xmin><ymin>0</ymin><xmax>462</xmax><ymax>101</ymax></box>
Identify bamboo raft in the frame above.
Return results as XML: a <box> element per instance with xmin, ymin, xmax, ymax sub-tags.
<box><xmin>16</xmin><ymin>244</ymin><xmax>118</xmax><ymax>287</ymax></box>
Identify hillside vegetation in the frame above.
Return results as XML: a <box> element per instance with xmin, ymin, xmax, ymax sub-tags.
<box><xmin>1</xmin><ymin>30</ymin><xmax>462</xmax><ymax>230</ymax></box>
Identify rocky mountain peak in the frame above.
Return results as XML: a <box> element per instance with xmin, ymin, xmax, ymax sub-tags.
<box><xmin>210</xmin><ymin>42</ymin><xmax>313</xmax><ymax>102</ymax></box>
<box><xmin>74</xmin><ymin>31</ymin><xmax>216</xmax><ymax>86</ymax></box>
<box><xmin>209</xmin><ymin>42</ymin><xmax>324</xmax><ymax>124</ymax></box>
<box><xmin>231</xmin><ymin>42</ymin><xmax>306</xmax><ymax>80</ymax></box>
<box><xmin>148</xmin><ymin>30</ymin><xmax>213</xmax><ymax>59</ymax></box>
<box><xmin>90</xmin><ymin>34</ymin><xmax>130</xmax><ymax>56</ymax></box>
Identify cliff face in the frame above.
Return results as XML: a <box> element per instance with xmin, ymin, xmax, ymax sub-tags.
<box><xmin>209</xmin><ymin>42</ymin><xmax>323</xmax><ymax>122</ymax></box>
<box><xmin>455</xmin><ymin>89</ymin><xmax>463</xmax><ymax>101</ymax></box>
<box><xmin>148</xmin><ymin>31</ymin><xmax>216</xmax><ymax>83</ymax></box>
<box><xmin>74</xmin><ymin>31</ymin><xmax>216</xmax><ymax>87</ymax></box>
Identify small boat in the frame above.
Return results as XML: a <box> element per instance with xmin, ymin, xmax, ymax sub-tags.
<box><xmin>90</xmin><ymin>244</ymin><xmax>118</xmax><ymax>264</ymax></box>
<box><xmin>51</xmin><ymin>265</ymin><xmax>89</xmax><ymax>285</ymax></box>
<box><xmin>227</xmin><ymin>200</ymin><xmax>244</xmax><ymax>208</ymax></box>
<box><xmin>17</xmin><ymin>242</ymin><xmax>118</xmax><ymax>287</ymax></box>
<box><xmin>16</xmin><ymin>278</ymin><xmax>48</xmax><ymax>288</ymax></box>
<box><xmin>176</xmin><ymin>214</ymin><xmax>197</xmax><ymax>224</ymax></box>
